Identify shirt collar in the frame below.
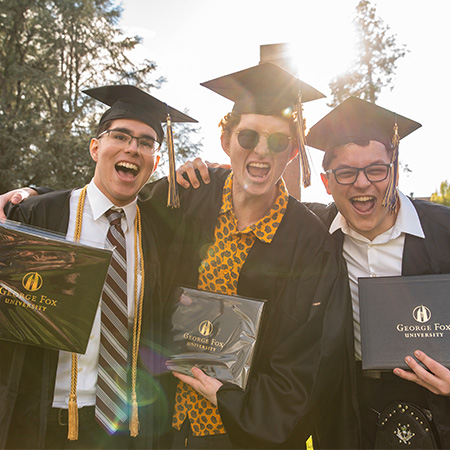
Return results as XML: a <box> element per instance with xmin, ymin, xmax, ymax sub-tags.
<box><xmin>219</xmin><ymin>173</ymin><xmax>288</xmax><ymax>243</ymax></box>
<box><xmin>329</xmin><ymin>190</ymin><xmax>425</xmax><ymax>242</ymax></box>
<box><xmin>87</xmin><ymin>180</ymin><xmax>137</xmax><ymax>233</ymax></box>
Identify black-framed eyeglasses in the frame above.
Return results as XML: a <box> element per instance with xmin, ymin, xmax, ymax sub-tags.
<box><xmin>326</xmin><ymin>163</ymin><xmax>393</xmax><ymax>185</ymax></box>
<box><xmin>236</xmin><ymin>129</ymin><xmax>292</xmax><ymax>153</ymax></box>
<box><xmin>97</xmin><ymin>129</ymin><xmax>161</xmax><ymax>154</ymax></box>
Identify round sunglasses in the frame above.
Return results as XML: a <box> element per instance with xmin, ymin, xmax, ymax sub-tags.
<box><xmin>236</xmin><ymin>129</ymin><xmax>292</xmax><ymax>153</ymax></box>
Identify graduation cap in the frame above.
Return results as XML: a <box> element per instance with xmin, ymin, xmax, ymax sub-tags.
<box><xmin>307</xmin><ymin>96</ymin><xmax>422</xmax><ymax>213</ymax></box>
<box><xmin>83</xmin><ymin>85</ymin><xmax>198</xmax><ymax>208</ymax></box>
<box><xmin>201</xmin><ymin>62</ymin><xmax>325</xmax><ymax>187</ymax></box>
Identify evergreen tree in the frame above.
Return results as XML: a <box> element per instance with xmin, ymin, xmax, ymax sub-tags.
<box><xmin>328</xmin><ymin>0</ymin><xmax>407</xmax><ymax>106</ymax></box>
<box><xmin>0</xmin><ymin>0</ymin><xmax>200</xmax><ymax>192</ymax></box>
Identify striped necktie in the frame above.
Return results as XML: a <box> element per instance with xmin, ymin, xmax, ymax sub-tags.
<box><xmin>95</xmin><ymin>208</ymin><xmax>129</xmax><ymax>434</ymax></box>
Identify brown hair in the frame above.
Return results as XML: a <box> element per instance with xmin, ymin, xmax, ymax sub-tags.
<box><xmin>322</xmin><ymin>139</ymin><xmax>393</xmax><ymax>170</ymax></box>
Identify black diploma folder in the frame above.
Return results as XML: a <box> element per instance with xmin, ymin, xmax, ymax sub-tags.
<box><xmin>165</xmin><ymin>286</ymin><xmax>266</xmax><ymax>389</ymax></box>
<box><xmin>359</xmin><ymin>274</ymin><xmax>450</xmax><ymax>370</ymax></box>
<box><xmin>0</xmin><ymin>219</ymin><xmax>112</xmax><ymax>353</ymax></box>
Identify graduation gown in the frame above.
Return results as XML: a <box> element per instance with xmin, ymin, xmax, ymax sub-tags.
<box><xmin>307</xmin><ymin>198</ymin><xmax>450</xmax><ymax>448</ymax></box>
<box><xmin>143</xmin><ymin>168</ymin><xmax>360</xmax><ymax>449</ymax></box>
<box><xmin>0</xmin><ymin>190</ymin><xmax>167</xmax><ymax>449</ymax></box>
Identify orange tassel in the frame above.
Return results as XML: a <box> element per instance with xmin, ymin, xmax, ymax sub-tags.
<box><xmin>295</xmin><ymin>94</ymin><xmax>311</xmax><ymax>189</ymax></box>
<box><xmin>166</xmin><ymin>113</ymin><xmax>180</xmax><ymax>208</ymax></box>
<box><xmin>382</xmin><ymin>122</ymin><xmax>400</xmax><ymax>214</ymax></box>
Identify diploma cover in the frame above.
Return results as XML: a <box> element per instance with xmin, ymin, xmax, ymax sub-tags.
<box><xmin>165</xmin><ymin>286</ymin><xmax>266</xmax><ymax>389</ymax></box>
<box><xmin>359</xmin><ymin>274</ymin><xmax>450</xmax><ymax>370</ymax></box>
<box><xmin>0</xmin><ymin>219</ymin><xmax>112</xmax><ymax>353</ymax></box>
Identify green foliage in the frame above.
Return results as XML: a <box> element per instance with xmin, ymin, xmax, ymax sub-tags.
<box><xmin>430</xmin><ymin>180</ymin><xmax>450</xmax><ymax>206</ymax></box>
<box><xmin>0</xmin><ymin>0</ymin><xmax>201</xmax><ymax>193</ymax></box>
<box><xmin>328</xmin><ymin>0</ymin><xmax>408</xmax><ymax>106</ymax></box>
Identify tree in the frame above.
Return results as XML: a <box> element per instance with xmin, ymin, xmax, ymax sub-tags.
<box><xmin>328</xmin><ymin>0</ymin><xmax>408</xmax><ymax>106</ymax></box>
<box><xmin>0</xmin><ymin>0</ymin><xmax>201</xmax><ymax>193</ymax></box>
<box><xmin>430</xmin><ymin>180</ymin><xmax>450</xmax><ymax>206</ymax></box>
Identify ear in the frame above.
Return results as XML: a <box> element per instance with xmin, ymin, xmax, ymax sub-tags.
<box><xmin>151</xmin><ymin>154</ymin><xmax>161</xmax><ymax>175</ymax></box>
<box><xmin>221</xmin><ymin>133</ymin><xmax>231</xmax><ymax>157</ymax></box>
<box><xmin>320</xmin><ymin>172</ymin><xmax>332</xmax><ymax>195</ymax></box>
<box><xmin>289</xmin><ymin>146</ymin><xmax>299</xmax><ymax>162</ymax></box>
<box><xmin>90</xmin><ymin>138</ymin><xmax>99</xmax><ymax>162</ymax></box>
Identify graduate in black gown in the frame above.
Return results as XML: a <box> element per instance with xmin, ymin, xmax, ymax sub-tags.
<box><xmin>0</xmin><ymin>85</ymin><xmax>196</xmax><ymax>449</ymax></box>
<box><xmin>144</xmin><ymin>63</ymin><xmax>360</xmax><ymax>449</ymax></box>
<box><xmin>305</xmin><ymin>97</ymin><xmax>450</xmax><ymax>449</ymax></box>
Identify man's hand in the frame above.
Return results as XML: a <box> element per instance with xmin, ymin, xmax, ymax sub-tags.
<box><xmin>0</xmin><ymin>188</ymin><xmax>38</xmax><ymax>219</ymax></box>
<box><xmin>394</xmin><ymin>350</ymin><xmax>450</xmax><ymax>396</ymax></box>
<box><xmin>176</xmin><ymin>157</ymin><xmax>231</xmax><ymax>189</ymax></box>
<box><xmin>173</xmin><ymin>367</ymin><xmax>223</xmax><ymax>406</ymax></box>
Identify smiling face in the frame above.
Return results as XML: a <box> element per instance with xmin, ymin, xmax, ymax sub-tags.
<box><xmin>90</xmin><ymin>118</ymin><xmax>160</xmax><ymax>206</ymax></box>
<box><xmin>221</xmin><ymin>113</ymin><xmax>297</xmax><ymax>204</ymax></box>
<box><xmin>320</xmin><ymin>140</ymin><xmax>398</xmax><ymax>241</ymax></box>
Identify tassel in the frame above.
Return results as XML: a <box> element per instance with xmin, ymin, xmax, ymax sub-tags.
<box><xmin>67</xmin><ymin>393</ymin><xmax>79</xmax><ymax>440</ymax></box>
<box><xmin>166</xmin><ymin>112</ymin><xmax>180</xmax><ymax>208</ymax></box>
<box><xmin>67</xmin><ymin>352</ymin><xmax>79</xmax><ymax>440</ymax></box>
<box><xmin>382</xmin><ymin>122</ymin><xmax>400</xmax><ymax>214</ymax></box>
<box><xmin>295</xmin><ymin>93</ymin><xmax>311</xmax><ymax>189</ymax></box>
<box><xmin>129</xmin><ymin>393</ymin><xmax>140</xmax><ymax>437</ymax></box>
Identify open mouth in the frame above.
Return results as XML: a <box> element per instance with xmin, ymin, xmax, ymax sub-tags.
<box><xmin>351</xmin><ymin>195</ymin><xmax>376</xmax><ymax>213</ymax></box>
<box><xmin>247</xmin><ymin>162</ymin><xmax>270</xmax><ymax>179</ymax></box>
<box><xmin>116</xmin><ymin>161</ymin><xmax>139</xmax><ymax>180</ymax></box>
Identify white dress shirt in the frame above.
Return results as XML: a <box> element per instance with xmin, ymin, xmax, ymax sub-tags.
<box><xmin>329</xmin><ymin>191</ymin><xmax>425</xmax><ymax>360</ymax></box>
<box><xmin>53</xmin><ymin>181</ymin><xmax>142</xmax><ymax>408</ymax></box>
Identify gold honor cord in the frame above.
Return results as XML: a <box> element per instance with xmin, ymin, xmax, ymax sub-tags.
<box><xmin>129</xmin><ymin>205</ymin><xmax>144</xmax><ymax>436</ymax></box>
<box><xmin>67</xmin><ymin>186</ymin><xmax>144</xmax><ymax>440</ymax></box>
<box><xmin>295</xmin><ymin>94</ymin><xmax>311</xmax><ymax>189</ymax></box>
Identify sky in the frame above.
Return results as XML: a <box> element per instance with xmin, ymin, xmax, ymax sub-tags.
<box><xmin>120</xmin><ymin>0</ymin><xmax>450</xmax><ymax>203</ymax></box>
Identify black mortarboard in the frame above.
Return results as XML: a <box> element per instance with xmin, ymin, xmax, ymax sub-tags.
<box><xmin>201</xmin><ymin>62</ymin><xmax>324</xmax><ymax>116</ymax></box>
<box><xmin>306</xmin><ymin>96</ymin><xmax>421</xmax><ymax>152</ymax></box>
<box><xmin>307</xmin><ymin>96</ymin><xmax>422</xmax><ymax>213</ymax></box>
<box><xmin>83</xmin><ymin>85</ymin><xmax>197</xmax><ymax>208</ymax></box>
<box><xmin>201</xmin><ymin>62</ymin><xmax>325</xmax><ymax>188</ymax></box>
<box><xmin>83</xmin><ymin>85</ymin><xmax>197</xmax><ymax>144</ymax></box>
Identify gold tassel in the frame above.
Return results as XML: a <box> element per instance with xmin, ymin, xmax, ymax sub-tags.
<box><xmin>129</xmin><ymin>392</ymin><xmax>140</xmax><ymax>437</ymax></box>
<box><xmin>166</xmin><ymin>113</ymin><xmax>180</xmax><ymax>208</ymax></box>
<box><xmin>295</xmin><ymin>94</ymin><xmax>311</xmax><ymax>189</ymax></box>
<box><xmin>382</xmin><ymin>122</ymin><xmax>400</xmax><ymax>214</ymax></box>
<box><xmin>67</xmin><ymin>352</ymin><xmax>79</xmax><ymax>440</ymax></box>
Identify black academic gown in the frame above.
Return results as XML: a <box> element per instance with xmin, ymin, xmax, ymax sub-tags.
<box><xmin>143</xmin><ymin>168</ymin><xmax>360</xmax><ymax>449</ymax></box>
<box><xmin>0</xmin><ymin>190</ymin><xmax>167</xmax><ymax>449</ymax></box>
<box><xmin>308</xmin><ymin>198</ymin><xmax>450</xmax><ymax>448</ymax></box>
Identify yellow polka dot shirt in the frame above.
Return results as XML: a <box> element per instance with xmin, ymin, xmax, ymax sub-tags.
<box><xmin>172</xmin><ymin>173</ymin><xmax>289</xmax><ymax>436</ymax></box>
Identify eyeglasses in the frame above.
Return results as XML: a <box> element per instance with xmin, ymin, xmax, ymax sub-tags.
<box><xmin>97</xmin><ymin>129</ymin><xmax>161</xmax><ymax>154</ymax></box>
<box><xmin>326</xmin><ymin>163</ymin><xmax>393</xmax><ymax>185</ymax></box>
<box><xmin>236</xmin><ymin>129</ymin><xmax>292</xmax><ymax>153</ymax></box>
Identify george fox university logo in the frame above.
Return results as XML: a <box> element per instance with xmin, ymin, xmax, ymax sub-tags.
<box><xmin>198</xmin><ymin>320</ymin><xmax>213</xmax><ymax>336</ymax></box>
<box><xmin>412</xmin><ymin>305</ymin><xmax>431</xmax><ymax>323</ymax></box>
<box><xmin>22</xmin><ymin>272</ymin><xmax>43</xmax><ymax>291</ymax></box>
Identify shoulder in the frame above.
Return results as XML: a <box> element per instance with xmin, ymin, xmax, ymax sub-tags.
<box><xmin>303</xmin><ymin>201</ymin><xmax>338</xmax><ymax>228</ymax></box>
<box><xmin>411</xmin><ymin>199</ymin><xmax>450</xmax><ymax>233</ymax></box>
<box><xmin>7</xmin><ymin>190</ymin><xmax>72</xmax><ymax>215</ymax></box>
<box><xmin>7</xmin><ymin>189</ymin><xmax>73</xmax><ymax>228</ymax></box>
<box><xmin>275</xmin><ymin>198</ymin><xmax>338</xmax><ymax>257</ymax></box>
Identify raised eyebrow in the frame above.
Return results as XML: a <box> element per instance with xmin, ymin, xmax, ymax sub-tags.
<box><xmin>111</xmin><ymin>127</ymin><xmax>157</xmax><ymax>140</ymax></box>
